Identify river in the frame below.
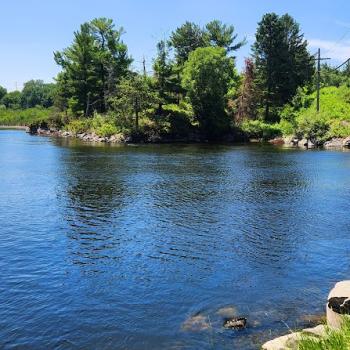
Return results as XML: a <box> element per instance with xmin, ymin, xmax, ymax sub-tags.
<box><xmin>1</xmin><ymin>130</ymin><xmax>350</xmax><ymax>349</ymax></box>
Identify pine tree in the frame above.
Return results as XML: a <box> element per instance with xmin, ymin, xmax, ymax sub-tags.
<box><xmin>252</xmin><ymin>13</ymin><xmax>314</xmax><ymax>122</ymax></box>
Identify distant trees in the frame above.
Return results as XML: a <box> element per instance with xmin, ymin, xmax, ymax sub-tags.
<box><xmin>54</xmin><ymin>18</ymin><xmax>131</xmax><ymax>116</ymax></box>
<box><xmin>252</xmin><ymin>13</ymin><xmax>314</xmax><ymax>122</ymax></box>
<box><xmin>0</xmin><ymin>86</ymin><xmax>7</xmax><ymax>102</ymax></box>
<box><xmin>21</xmin><ymin>80</ymin><xmax>55</xmax><ymax>108</ymax></box>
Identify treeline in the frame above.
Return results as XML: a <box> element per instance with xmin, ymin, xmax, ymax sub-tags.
<box><xmin>0</xmin><ymin>80</ymin><xmax>55</xmax><ymax>109</ymax></box>
<box><xmin>2</xmin><ymin>13</ymin><xmax>350</xmax><ymax>142</ymax></box>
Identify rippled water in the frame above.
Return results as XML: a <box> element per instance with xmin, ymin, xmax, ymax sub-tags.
<box><xmin>1</xmin><ymin>130</ymin><xmax>350</xmax><ymax>349</ymax></box>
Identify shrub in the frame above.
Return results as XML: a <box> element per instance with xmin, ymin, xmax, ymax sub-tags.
<box><xmin>162</xmin><ymin>103</ymin><xmax>194</xmax><ymax>137</ymax></box>
<box><xmin>0</xmin><ymin>107</ymin><xmax>52</xmax><ymax>126</ymax></box>
<box><xmin>95</xmin><ymin>123</ymin><xmax>118</xmax><ymax>137</ymax></box>
<box><xmin>65</xmin><ymin>119</ymin><xmax>90</xmax><ymax>135</ymax></box>
<box><xmin>241</xmin><ymin>119</ymin><xmax>282</xmax><ymax>140</ymax></box>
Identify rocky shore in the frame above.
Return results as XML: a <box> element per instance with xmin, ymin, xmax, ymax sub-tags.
<box><xmin>27</xmin><ymin>125</ymin><xmax>229</xmax><ymax>144</ymax></box>
<box><xmin>271</xmin><ymin>136</ymin><xmax>350</xmax><ymax>150</ymax></box>
<box><xmin>10</xmin><ymin>124</ymin><xmax>350</xmax><ymax>149</ymax></box>
<box><xmin>262</xmin><ymin>281</ymin><xmax>350</xmax><ymax>350</ymax></box>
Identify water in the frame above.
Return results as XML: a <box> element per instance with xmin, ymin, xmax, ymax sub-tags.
<box><xmin>1</xmin><ymin>130</ymin><xmax>350</xmax><ymax>350</ymax></box>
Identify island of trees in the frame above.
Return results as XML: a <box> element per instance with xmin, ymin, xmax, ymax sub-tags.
<box><xmin>1</xmin><ymin>13</ymin><xmax>350</xmax><ymax>145</ymax></box>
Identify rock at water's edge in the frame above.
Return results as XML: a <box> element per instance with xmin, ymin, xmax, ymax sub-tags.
<box><xmin>327</xmin><ymin>280</ymin><xmax>350</xmax><ymax>329</ymax></box>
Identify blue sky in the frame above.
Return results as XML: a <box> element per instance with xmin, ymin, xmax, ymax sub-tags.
<box><xmin>1</xmin><ymin>0</ymin><xmax>350</xmax><ymax>91</ymax></box>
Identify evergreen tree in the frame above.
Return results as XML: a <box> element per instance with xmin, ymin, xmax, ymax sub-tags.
<box><xmin>54</xmin><ymin>19</ymin><xmax>131</xmax><ymax>116</ymax></box>
<box><xmin>169</xmin><ymin>22</ymin><xmax>206</xmax><ymax>65</ymax></box>
<box><xmin>253</xmin><ymin>13</ymin><xmax>314</xmax><ymax>122</ymax></box>
<box><xmin>205</xmin><ymin>20</ymin><xmax>245</xmax><ymax>54</ymax></box>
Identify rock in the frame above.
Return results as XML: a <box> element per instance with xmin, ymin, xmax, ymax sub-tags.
<box><xmin>223</xmin><ymin>317</ymin><xmax>247</xmax><ymax>330</ymax></box>
<box><xmin>269</xmin><ymin>137</ymin><xmax>285</xmax><ymax>145</ymax></box>
<box><xmin>261</xmin><ymin>326</ymin><xmax>325</xmax><ymax>350</ymax></box>
<box><xmin>181</xmin><ymin>314</ymin><xmax>211</xmax><ymax>332</ymax></box>
<box><xmin>303</xmin><ymin>325</ymin><xmax>327</xmax><ymax>337</ymax></box>
<box><xmin>343</xmin><ymin>137</ymin><xmax>350</xmax><ymax>148</ymax></box>
<box><xmin>216</xmin><ymin>306</ymin><xmax>237</xmax><ymax>318</ymax></box>
<box><xmin>327</xmin><ymin>280</ymin><xmax>350</xmax><ymax>329</ymax></box>
<box><xmin>262</xmin><ymin>332</ymin><xmax>301</xmax><ymax>350</ymax></box>
<box><xmin>324</xmin><ymin>138</ymin><xmax>344</xmax><ymax>149</ymax></box>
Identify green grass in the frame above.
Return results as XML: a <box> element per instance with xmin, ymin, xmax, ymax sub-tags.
<box><xmin>298</xmin><ymin>318</ymin><xmax>350</xmax><ymax>350</ymax></box>
<box><xmin>281</xmin><ymin>85</ymin><xmax>350</xmax><ymax>141</ymax></box>
<box><xmin>0</xmin><ymin>107</ymin><xmax>52</xmax><ymax>126</ymax></box>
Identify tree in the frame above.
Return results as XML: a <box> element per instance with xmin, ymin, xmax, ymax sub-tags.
<box><xmin>252</xmin><ymin>13</ymin><xmax>314</xmax><ymax>122</ymax></box>
<box><xmin>169</xmin><ymin>22</ymin><xmax>206</xmax><ymax>65</ymax></box>
<box><xmin>54</xmin><ymin>18</ymin><xmax>131</xmax><ymax>116</ymax></box>
<box><xmin>205</xmin><ymin>20</ymin><xmax>245</xmax><ymax>54</ymax></box>
<box><xmin>153</xmin><ymin>40</ymin><xmax>182</xmax><ymax>110</ymax></box>
<box><xmin>182</xmin><ymin>47</ymin><xmax>238</xmax><ymax>138</ymax></box>
<box><xmin>0</xmin><ymin>86</ymin><xmax>7</xmax><ymax>104</ymax></box>
<box><xmin>89</xmin><ymin>18</ymin><xmax>131</xmax><ymax>112</ymax></box>
<box><xmin>2</xmin><ymin>91</ymin><xmax>22</xmax><ymax>109</ymax></box>
<box><xmin>235</xmin><ymin>58</ymin><xmax>258</xmax><ymax>123</ymax></box>
<box><xmin>109</xmin><ymin>74</ymin><xmax>158</xmax><ymax>130</ymax></box>
<box><xmin>21</xmin><ymin>80</ymin><xmax>55</xmax><ymax>108</ymax></box>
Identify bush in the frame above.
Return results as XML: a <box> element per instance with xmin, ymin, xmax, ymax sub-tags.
<box><xmin>241</xmin><ymin>119</ymin><xmax>282</xmax><ymax>140</ymax></box>
<box><xmin>278</xmin><ymin>85</ymin><xmax>350</xmax><ymax>141</ymax></box>
<box><xmin>65</xmin><ymin>119</ymin><xmax>90</xmax><ymax>135</ymax></box>
<box><xmin>0</xmin><ymin>107</ymin><xmax>52</xmax><ymax>126</ymax></box>
<box><xmin>95</xmin><ymin>123</ymin><xmax>118</xmax><ymax>137</ymax></box>
<box><xmin>161</xmin><ymin>103</ymin><xmax>194</xmax><ymax>137</ymax></box>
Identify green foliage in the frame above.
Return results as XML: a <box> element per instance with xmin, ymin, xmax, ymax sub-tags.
<box><xmin>21</xmin><ymin>80</ymin><xmax>55</xmax><ymax>108</ymax></box>
<box><xmin>253</xmin><ymin>13</ymin><xmax>314</xmax><ymax>122</ymax></box>
<box><xmin>2</xmin><ymin>91</ymin><xmax>22</xmax><ymax>109</ymax></box>
<box><xmin>109</xmin><ymin>74</ymin><xmax>158</xmax><ymax>130</ymax></box>
<box><xmin>0</xmin><ymin>107</ymin><xmax>51</xmax><ymax>126</ymax></box>
<box><xmin>169</xmin><ymin>22</ymin><xmax>207</xmax><ymax>65</ymax></box>
<box><xmin>280</xmin><ymin>85</ymin><xmax>350</xmax><ymax>141</ymax></box>
<box><xmin>182</xmin><ymin>47</ymin><xmax>238</xmax><ymax>138</ymax></box>
<box><xmin>65</xmin><ymin>119</ymin><xmax>90</xmax><ymax>135</ymax></box>
<box><xmin>241</xmin><ymin>119</ymin><xmax>282</xmax><ymax>140</ymax></box>
<box><xmin>95</xmin><ymin>123</ymin><xmax>118</xmax><ymax>137</ymax></box>
<box><xmin>298</xmin><ymin>317</ymin><xmax>350</xmax><ymax>350</ymax></box>
<box><xmin>161</xmin><ymin>102</ymin><xmax>194</xmax><ymax>136</ymax></box>
<box><xmin>54</xmin><ymin>18</ymin><xmax>131</xmax><ymax>116</ymax></box>
<box><xmin>205</xmin><ymin>20</ymin><xmax>246</xmax><ymax>53</ymax></box>
<box><xmin>90</xmin><ymin>113</ymin><xmax>118</xmax><ymax>136</ymax></box>
<box><xmin>0</xmin><ymin>85</ymin><xmax>7</xmax><ymax>102</ymax></box>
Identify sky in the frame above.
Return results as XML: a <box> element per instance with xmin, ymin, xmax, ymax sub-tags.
<box><xmin>1</xmin><ymin>0</ymin><xmax>350</xmax><ymax>91</ymax></box>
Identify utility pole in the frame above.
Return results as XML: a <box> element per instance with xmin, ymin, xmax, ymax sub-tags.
<box><xmin>142</xmin><ymin>56</ymin><xmax>146</xmax><ymax>76</ymax></box>
<box><xmin>315</xmin><ymin>48</ymin><xmax>331</xmax><ymax>113</ymax></box>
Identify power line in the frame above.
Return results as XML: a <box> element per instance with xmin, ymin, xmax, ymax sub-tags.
<box><xmin>310</xmin><ymin>48</ymin><xmax>331</xmax><ymax>112</ymax></box>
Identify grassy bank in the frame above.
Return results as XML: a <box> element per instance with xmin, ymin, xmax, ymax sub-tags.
<box><xmin>299</xmin><ymin>319</ymin><xmax>350</xmax><ymax>350</ymax></box>
<box><xmin>0</xmin><ymin>107</ymin><xmax>51</xmax><ymax>126</ymax></box>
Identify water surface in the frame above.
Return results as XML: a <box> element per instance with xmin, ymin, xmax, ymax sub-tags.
<box><xmin>1</xmin><ymin>130</ymin><xmax>350</xmax><ymax>349</ymax></box>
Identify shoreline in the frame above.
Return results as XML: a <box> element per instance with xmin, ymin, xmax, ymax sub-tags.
<box><xmin>0</xmin><ymin>125</ymin><xmax>28</xmax><ymax>130</ymax></box>
<box><xmin>2</xmin><ymin>125</ymin><xmax>350</xmax><ymax>150</ymax></box>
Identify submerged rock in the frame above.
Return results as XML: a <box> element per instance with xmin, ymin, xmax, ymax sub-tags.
<box><xmin>216</xmin><ymin>306</ymin><xmax>237</xmax><ymax>318</ymax></box>
<box><xmin>223</xmin><ymin>317</ymin><xmax>247</xmax><ymax>330</ymax></box>
<box><xmin>181</xmin><ymin>314</ymin><xmax>211</xmax><ymax>332</ymax></box>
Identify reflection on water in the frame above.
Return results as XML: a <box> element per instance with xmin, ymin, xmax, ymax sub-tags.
<box><xmin>1</xmin><ymin>131</ymin><xmax>350</xmax><ymax>349</ymax></box>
